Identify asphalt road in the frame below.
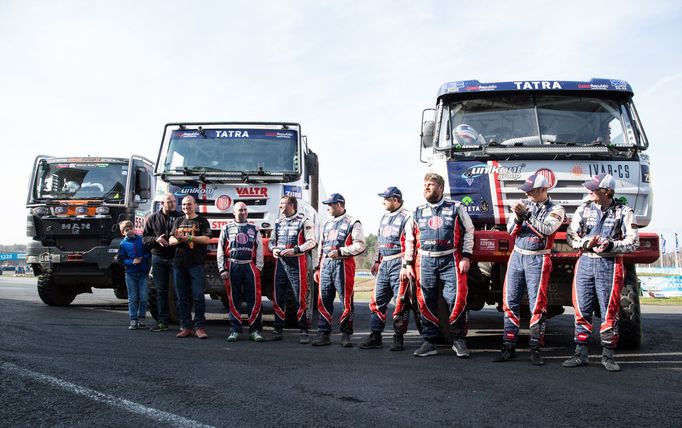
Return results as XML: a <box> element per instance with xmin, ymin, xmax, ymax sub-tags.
<box><xmin>1</xmin><ymin>276</ymin><xmax>681</xmax><ymax>427</ymax></box>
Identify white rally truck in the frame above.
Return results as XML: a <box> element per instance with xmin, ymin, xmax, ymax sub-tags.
<box><xmin>150</xmin><ymin>122</ymin><xmax>320</xmax><ymax>324</ymax></box>
<box><xmin>420</xmin><ymin>79</ymin><xmax>659</xmax><ymax>349</ymax></box>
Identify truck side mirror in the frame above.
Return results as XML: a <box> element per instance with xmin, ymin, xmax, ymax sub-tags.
<box><xmin>421</xmin><ymin>120</ymin><xmax>435</xmax><ymax>148</ymax></box>
<box><xmin>136</xmin><ymin>168</ymin><xmax>151</xmax><ymax>200</ymax></box>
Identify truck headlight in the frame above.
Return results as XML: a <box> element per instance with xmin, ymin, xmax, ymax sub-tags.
<box><xmin>95</xmin><ymin>206</ymin><xmax>109</xmax><ymax>215</ymax></box>
<box><xmin>31</xmin><ymin>207</ymin><xmax>48</xmax><ymax>217</ymax></box>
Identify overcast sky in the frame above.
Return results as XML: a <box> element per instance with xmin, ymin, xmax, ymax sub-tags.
<box><xmin>1</xmin><ymin>0</ymin><xmax>680</xmax><ymax>249</ymax></box>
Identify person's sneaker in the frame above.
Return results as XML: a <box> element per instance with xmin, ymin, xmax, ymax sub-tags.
<box><xmin>128</xmin><ymin>320</ymin><xmax>138</xmax><ymax>330</ymax></box>
<box><xmin>195</xmin><ymin>328</ymin><xmax>208</xmax><ymax>339</ymax></box>
<box><xmin>492</xmin><ymin>345</ymin><xmax>517</xmax><ymax>362</ymax></box>
<box><xmin>452</xmin><ymin>339</ymin><xmax>470</xmax><ymax>359</ymax></box>
<box><xmin>136</xmin><ymin>319</ymin><xmax>147</xmax><ymax>329</ymax></box>
<box><xmin>272</xmin><ymin>329</ymin><xmax>283</xmax><ymax>341</ymax></box>
<box><xmin>359</xmin><ymin>332</ymin><xmax>383</xmax><ymax>349</ymax></box>
<box><xmin>601</xmin><ymin>348</ymin><xmax>621</xmax><ymax>372</ymax></box>
<box><xmin>389</xmin><ymin>334</ymin><xmax>404</xmax><ymax>352</ymax></box>
<box><xmin>176</xmin><ymin>328</ymin><xmax>194</xmax><ymax>338</ymax></box>
<box><xmin>311</xmin><ymin>332</ymin><xmax>331</xmax><ymax>346</ymax></box>
<box><xmin>562</xmin><ymin>345</ymin><xmax>589</xmax><ymax>368</ymax></box>
<box><xmin>299</xmin><ymin>330</ymin><xmax>310</xmax><ymax>345</ymax></box>
<box><xmin>413</xmin><ymin>341</ymin><xmax>438</xmax><ymax>357</ymax></box>
<box><xmin>227</xmin><ymin>332</ymin><xmax>240</xmax><ymax>342</ymax></box>
<box><xmin>530</xmin><ymin>347</ymin><xmax>544</xmax><ymax>366</ymax></box>
<box><xmin>250</xmin><ymin>331</ymin><xmax>264</xmax><ymax>342</ymax></box>
<box><xmin>341</xmin><ymin>333</ymin><xmax>354</xmax><ymax>348</ymax></box>
<box><xmin>150</xmin><ymin>322</ymin><xmax>168</xmax><ymax>332</ymax></box>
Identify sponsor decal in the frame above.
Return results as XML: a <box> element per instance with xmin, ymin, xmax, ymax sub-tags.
<box><xmin>283</xmin><ymin>185</ymin><xmax>302</xmax><ymax>199</ymax></box>
<box><xmin>588</xmin><ymin>163</ymin><xmax>630</xmax><ymax>179</ymax></box>
<box><xmin>481</xmin><ymin>201</ymin><xmax>489</xmax><ymax>212</ymax></box>
<box><xmin>505</xmin><ymin>331</ymin><xmax>516</xmax><ymax>340</ymax></box>
<box><xmin>571</xmin><ymin>165</ymin><xmax>584</xmax><ymax>177</ymax></box>
<box><xmin>211</xmin><ymin>220</ymin><xmax>229</xmax><ymax>230</ymax></box>
<box><xmin>535</xmin><ymin>168</ymin><xmax>557</xmax><ymax>190</ymax></box>
<box><xmin>462</xmin><ymin>163</ymin><xmax>526</xmax><ymax>181</ymax></box>
<box><xmin>610</xmin><ymin>80</ymin><xmax>628</xmax><ymax>90</ymax></box>
<box><xmin>641</xmin><ymin>165</ymin><xmax>650</xmax><ymax>183</ymax></box>
<box><xmin>174</xmin><ymin>186</ymin><xmax>216</xmax><ymax>198</ymax></box>
<box><xmin>236</xmin><ymin>187</ymin><xmax>268</xmax><ymax>198</ymax></box>
<box><xmin>617</xmin><ymin>196</ymin><xmax>629</xmax><ymax>205</ymax></box>
<box><xmin>235</xmin><ymin>233</ymin><xmax>249</xmax><ymax>244</ymax></box>
<box><xmin>513</xmin><ymin>81</ymin><xmax>562</xmax><ymax>90</ymax></box>
<box><xmin>427</xmin><ymin>216</ymin><xmax>443</xmax><ymax>230</ymax></box>
<box><xmin>461</xmin><ymin>196</ymin><xmax>474</xmax><ymax>206</ymax></box>
<box><xmin>215</xmin><ymin>195</ymin><xmax>232</xmax><ymax>211</ymax></box>
<box><xmin>214</xmin><ymin>130</ymin><xmax>249</xmax><ymax>138</ymax></box>
<box><xmin>577</xmin><ymin>332</ymin><xmax>589</xmax><ymax>342</ymax></box>
<box><xmin>479</xmin><ymin>238</ymin><xmax>496</xmax><ymax>251</ymax></box>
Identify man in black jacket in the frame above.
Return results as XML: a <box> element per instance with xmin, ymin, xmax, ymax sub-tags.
<box><xmin>143</xmin><ymin>192</ymin><xmax>181</xmax><ymax>332</ymax></box>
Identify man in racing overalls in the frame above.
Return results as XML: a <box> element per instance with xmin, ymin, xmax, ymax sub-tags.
<box><xmin>312</xmin><ymin>193</ymin><xmax>366</xmax><ymax>347</ymax></box>
<box><xmin>401</xmin><ymin>173</ymin><xmax>475</xmax><ymax>358</ymax></box>
<box><xmin>493</xmin><ymin>173</ymin><xmax>565</xmax><ymax>365</ymax></box>
<box><xmin>563</xmin><ymin>173</ymin><xmax>639</xmax><ymax>372</ymax></box>
<box><xmin>217</xmin><ymin>201</ymin><xmax>265</xmax><ymax>342</ymax></box>
<box><xmin>269</xmin><ymin>195</ymin><xmax>317</xmax><ymax>344</ymax></box>
<box><xmin>359</xmin><ymin>186</ymin><xmax>412</xmax><ymax>351</ymax></box>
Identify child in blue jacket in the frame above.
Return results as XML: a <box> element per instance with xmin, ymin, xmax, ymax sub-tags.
<box><xmin>117</xmin><ymin>220</ymin><xmax>151</xmax><ymax>330</ymax></box>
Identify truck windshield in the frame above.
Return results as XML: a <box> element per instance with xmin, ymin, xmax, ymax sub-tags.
<box><xmin>163</xmin><ymin>128</ymin><xmax>299</xmax><ymax>174</ymax></box>
<box><xmin>33</xmin><ymin>161</ymin><xmax>128</xmax><ymax>201</ymax></box>
<box><xmin>437</xmin><ymin>93</ymin><xmax>638</xmax><ymax>150</ymax></box>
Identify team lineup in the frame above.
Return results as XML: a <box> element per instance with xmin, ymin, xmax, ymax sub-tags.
<box><xmin>119</xmin><ymin>170</ymin><xmax>638</xmax><ymax>372</ymax></box>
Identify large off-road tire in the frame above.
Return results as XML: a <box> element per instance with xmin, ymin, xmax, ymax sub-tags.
<box><xmin>114</xmin><ymin>283</ymin><xmax>128</xmax><ymax>300</ymax></box>
<box><xmin>37</xmin><ymin>273</ymin><xmax>76</xmax><ymax>306</ymax></box>
<box><xmin>618</xmin><ymin>264</ymin><xmax>642</xmax><ymax>350</ymax></box>
<box><xmin>148</xmin><ymin>275</ymin><xmax>179</xmax><ymax>324</ymax></box>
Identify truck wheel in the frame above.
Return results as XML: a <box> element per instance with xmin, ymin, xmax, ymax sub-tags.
<box><xmin>114</xmin><ymin>283</ymin><xmax>128</xmax><ymax>299</ymax></box>
<box><xmin>618</xmin><ymin>264</ymin><xmax>642</xmax><ymax>350</ymax></box>
<box><xmin>37</xmin><ymin>274</ymin><xmax>76</xmax><ymax>306</ymax></box>
<box><xmin>147</xmin><ymin>276</ymin><xmax>179</xmax><ymax>324</ymax></box>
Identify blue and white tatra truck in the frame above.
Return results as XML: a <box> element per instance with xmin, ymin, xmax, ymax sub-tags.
<box><xmin>150</xmin><ymin>122</ymin><xmax>320</xmax><ymax>323</ymax></box>
<box><xmin>419</xmin><ymin>79</ymin><xmax>659</xmax><ymax>348</ymax></box>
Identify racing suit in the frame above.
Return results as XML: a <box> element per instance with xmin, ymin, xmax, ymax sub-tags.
<box><xmin>317</xmin><ymin>213</ymin><xmax>366</xmax><ymax>335</ymax></box>
<box><xmin>217</xmin><ymin>221</ymin><xmax>264</xmax><ymax>334</ymax></box>
<box><xmin>269</xmin><ymin>212</ymin><xmax>317</xmax><ymax>331</ymax></box>
<box><xmin>567</xmin><ymin>199</ymin><xmax>639</xmax><ymax>349</ymax></box>
<box><xmin>503</xmin><ymin>198</ymin><xmax>565</xmax><ymax>347</ymax></box>
<box><xmin>403</xmin><ymin>198</ymin><xmax>474</xmax><ymax>342</ymax></box>
<box><xmin>368</xmin><ymin>207</ymin><xmax>412</xmax><ymax>335</ymax></box>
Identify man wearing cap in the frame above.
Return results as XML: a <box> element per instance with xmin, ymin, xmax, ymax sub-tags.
<box><xmin>563</xmin><ymin>173</ymin><xmax>639</xmax><ymax>372</ymax></box>
<box><xmin>493</xmin><ymin>173</ymin><xmax>565</xmax><ymax>365</ymax></box>
<box><xmin>218</xmin><ymin>202</ymin><xmax>265</xmax><ymax>342</ymax></box>
<box><xmin>312</xmin><ymin>193</ymin><xmax>366</xmax><ymax>347</ymax></box>
<box><xmin>269</xmin><ymin>195</ymin><xmax>317</xmax><ymax>344</ymax></box>
<box><xmin>401</xmin><ymin>173</ymin><xmax>475</xmax><ymax>358</ymax></box>
<box><xmin>359</xmin><ymin>187</ymin><xmax>412</xmax><ymax>351</ymax></box>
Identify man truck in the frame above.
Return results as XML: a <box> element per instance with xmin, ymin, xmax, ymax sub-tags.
<box><xmin>419</xmin><ymin>79</ymin><xmax>659</xmax><ymax>349</ymax></box>
<box><xmin>26</xmin><ymin>155</ymin><xmax>155</xmax><ymax>305</ymax></box>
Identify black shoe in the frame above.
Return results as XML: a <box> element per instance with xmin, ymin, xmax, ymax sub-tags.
<box><xmin>150</xmin><ymin>322</ymin><xmax>169</xmax><ymax>332</ymax></box>
<box><xmin>272</xmin><ymin>329</ymin><xmax>283</xmax><ymax>341</ymax></box>
<box><xmin>299</xmin><ymin>330</ymin><xmax>310</xmax><ymax>344</ymax></box>
<box><xmin>413</xmin><ymin>341</ymin><xmax>438</xmax><ymax>357</ymax></box>
<box><xmin>389</xmin><ymin>334</ymin><xmax>404</xmax><ymax>352</ymax></box>
<box><xmin>562</xmin><ymin>345</ymin><xmax>589</xmax><ymax>368</ymax></box>
<box><xmin>601</xmin><ymin>348</ymin><xmax>621</xmax><ymax>372</ymax></box>
<box><xmin>359</xmin><ymin>332</ymin><xmax>383</xmax><ymax>349</ymax></box>
<box><xmin>311</xmin><ymin>332</ymin><xmax>331</xmax><ymax>346</ymax></box>
<box><xmin>341</xmin><ymin>333</ymin><xmax>354</xmax><ymax>348</ymax></box>
<box><xmin>530</xmin><ymin>347</ymin><xmax>544</xmax><ymax>366</ymax></box>
<box><xmin>492</xmin><ymin>345</ymin><xmax>517</xmax><ymax>362</ymax></box>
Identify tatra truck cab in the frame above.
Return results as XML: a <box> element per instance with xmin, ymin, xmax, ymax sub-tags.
<box><xmin>152</xmin><ymin>122</ymin><xmax>320</xmax><ymax>323</ymax></box>
<box><xmin>26</xmin><ymin>156</ymin><xmax>155</xmax><ymax>305</ymax></box>
<box><xmin>420</xmin><ymin>79</ymin><xmax>659</xmax><ymax>348</ymax></box>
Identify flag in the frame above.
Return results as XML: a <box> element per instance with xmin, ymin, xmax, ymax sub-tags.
<box><xmin>661</xmin><ymin>234</ymin><xmax>666</xmax><ymax>255</ymax></box>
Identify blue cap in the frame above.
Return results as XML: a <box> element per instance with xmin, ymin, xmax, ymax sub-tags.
<box><xmin>583</xmin><ymin>173</ymin><xmax>616</xmax><ymax>191</ymax></box>
<box><xmin>322</xmin><ymin>193</ymin><xmax>345</xmax><ymax>205</ymax></box>
<box><xmin>378</xmin><ymin>186</ymin><xmax>402</xmax><ymax>199</ymax></box>
<box><xmin>518</xmin><ymin>174</ymin><xmax>550</xmax><ymax>192</ymax></box>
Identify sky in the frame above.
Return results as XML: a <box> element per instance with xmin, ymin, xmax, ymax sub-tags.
<box><xmin>1</xmin><ymin>0</ymin><xmax>681</xmax><ymax>249</ymax></box>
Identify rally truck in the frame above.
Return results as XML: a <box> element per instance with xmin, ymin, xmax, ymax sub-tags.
<box><xmin>26</xmin><ymin>155</ymin><xmax>155</xmax><ymax>305</ymax></box>
<box><xmin>150</xmin><ymin>122</ymin><xmax>320</xmax><ymax>324</ymax></box>
<box><xmin>419</xmin><ymin>79</ymin><xmax>659</xmax><ymax>349</ymax></box>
